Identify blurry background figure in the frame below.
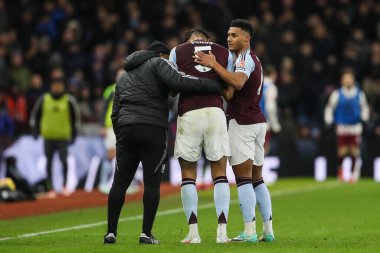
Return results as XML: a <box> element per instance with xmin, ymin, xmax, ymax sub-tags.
<box><xmin>0</xmin><ymin>93</ymin><xmax>14</xmax><ymax>171</ymax></box>
<box><xmin>99</xmin><ymin>69</ymin><xmax>141</xmax><ymax>195</ymax></box>
<box><xmin>260</xmin><ymin>65</ymin><xmax>281</xmax><ymax>154</ymax></box>
<box><xmin>0</xmin><ymin>93</ymin><xmax>14</xmax><ymax>142</ymax></box>
<box><xmin>30</xmin><ymin>68</ymin><xmax>80</xmax><ymax>198</ymax></box>
<box><xmin>324</xmin><ymin>70</ymin><xmax>369</xmax><ymax>182</ymax></box>
<box><xmin>1</xmin><ymin>157</ymin><xmax>36</xmax><ymax>201</ymax></box>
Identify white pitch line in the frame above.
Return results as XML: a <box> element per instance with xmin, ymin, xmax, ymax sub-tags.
<box><xmin>0</xmin><ymin>181</ymin><xmax>340</xmax><ymax>242</ymax></box>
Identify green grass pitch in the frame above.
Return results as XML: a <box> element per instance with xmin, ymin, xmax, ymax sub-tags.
<box><xmin>0</xmin><ymin>178</ymin><xmax>379</xmax><ymax>253</ymax></box>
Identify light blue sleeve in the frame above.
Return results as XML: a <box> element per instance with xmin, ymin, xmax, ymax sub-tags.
<box><xmin>235</xmin><ymin>51</ymin><xmax>255</xmax><ymax>78</ymax></box>
<box><xmin>169</xmin><ymin>47</ymin><xmax>177</xmax><ymax>64</ymax></box>
<box><xmin>227</xmin><ymin>51</ymin><xmax>234</xmax><ymax>72</ymax></box>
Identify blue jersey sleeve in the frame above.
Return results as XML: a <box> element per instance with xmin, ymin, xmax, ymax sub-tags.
<box><xmin>227</xmin><ymin>51</ymin><xmax>234</xmax><ymax>72</ymax></box>
<box><xmin>169</xmin><ymin>47</ymin><xmax>177</xmax><ymax>64</ymax></box>
<box><xmin>235</xmin><ymin>50</ymin><xmax>255</xmax><ymax>78</ymax></box>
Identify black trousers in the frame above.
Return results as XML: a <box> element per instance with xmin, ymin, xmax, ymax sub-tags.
<box><xmin>107</xmin><ymin>124</ymin><xmax>167</xmax><ymax>236</ymax></box>
<box><xmin>44</xmin><ymin>140</ymin><xmax>68</xmax><ymax>191</ymax></box>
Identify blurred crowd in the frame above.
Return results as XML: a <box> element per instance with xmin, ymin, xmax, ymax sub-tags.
<box><xmin>1</xmin><ymin>0</ymin><xmax>380</xmax><ymax>151</ymax></box>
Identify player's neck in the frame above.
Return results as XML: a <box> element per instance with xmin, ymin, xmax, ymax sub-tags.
<box><xmin>235</xmin><ymin>45</ymin><xmax>250</xmax><ymax>57</ymax></box>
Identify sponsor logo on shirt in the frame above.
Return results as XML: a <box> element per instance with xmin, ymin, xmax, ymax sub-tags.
<box><xmin>237</xmin><ymin>60</ymin><xmax>246</xmax><ymax>70</ymax></box>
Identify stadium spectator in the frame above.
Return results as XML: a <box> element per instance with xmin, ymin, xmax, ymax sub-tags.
<box><xmin>363</xmin><ymin>42</ymin><xmax>380</xmax><ymax>110</ymax></box>
<box><xmin>0</xmin><ymin>94</ymin><xmax>14</xmax><ymax>139</ymax></box>
<box><xmin>9</xmin><ymin>50</ymin><xmax>32</xmax><ymax>93</ymax></box>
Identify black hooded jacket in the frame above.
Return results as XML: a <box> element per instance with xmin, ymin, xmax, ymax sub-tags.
<box><xmin>111</xmin><ymin>50</ymin><xmax>223</xmax><ymax>135</ymax></box>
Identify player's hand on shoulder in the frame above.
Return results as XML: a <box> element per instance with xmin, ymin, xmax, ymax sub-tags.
<box><xmin>193</xmin><ymin>51</ymin><xmax>216</xmax><ymax>68</ymax></box>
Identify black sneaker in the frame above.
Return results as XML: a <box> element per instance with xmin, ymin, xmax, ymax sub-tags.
<box><xmin>139</xmin><ymin>233</ymin><xmax>160</xmax><ymax>244</ymax></box>
<box><xmin>104</xmin><ymin>233</ymin><xmax>116</xmax><ymax>244</ymax></box>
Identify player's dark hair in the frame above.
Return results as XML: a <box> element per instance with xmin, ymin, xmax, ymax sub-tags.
<box><xmin>341</xmin><ymin>67</ymin><xmax>355</xmax><ymax>77</ymax></box>
<box><xmin>230</xmin><ymin>19</ymin><xmax>254</xmax><ymax>38</ymax></box>
<box><xmin>183</xmin><ymin>27</ymin><xmax>210</xmax><ymax>42</ymax></box>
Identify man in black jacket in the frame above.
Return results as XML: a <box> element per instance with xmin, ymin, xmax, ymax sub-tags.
<box><xmin>104</xmin><ymin>41</ymin><xmax>224</xmax><ymax>245</ymax></box>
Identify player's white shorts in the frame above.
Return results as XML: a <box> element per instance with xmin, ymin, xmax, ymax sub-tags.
<box><xmin>228</xmin><ymin>119</ymin><xmax>266</xmax><ymax>166</ymax></box>
<box><xmin>104</xmin><ymin>127</ymin><xmax>116</xmax><ymax>150</ymax></box>
<box><xmin>174</xmin><ymin>107</ymin><xmax>230</xmax><ymax>162</ymax></box>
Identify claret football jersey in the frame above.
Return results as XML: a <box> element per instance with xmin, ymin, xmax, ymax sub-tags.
<box><xmin>169</xmin><ymin>40</ymin><xmax>234</xmax><ymax>116</ymax></box>
<box><xmin>227</xmin><ymin>48</ymin><xmax>266</xmax><ymax>125</ymax></box>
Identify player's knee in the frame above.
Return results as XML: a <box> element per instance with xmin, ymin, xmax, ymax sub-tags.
<box><xmin>144</xmin><ymin>172</ymin><xmax>162</xmax><ymax>187</ymax></box>
<box><xmin>338</xmin><ymin>147</ymin><xmax>348</xmax><ymax>157</ymax></box>
<box><xmin>179</xmin><ymin>158</ymin><xmax>197</xmax><ymax>169</ymax></box>
<box><xmin>252</xmin><ymin>177</ymin><xmax>265</xmax><ymax>188</ymax></box>
<box><xmin>252</xmin><ymin>165</ymin><xmax>263</xmax><ymax>180</ymax></box>
<box><xmin>210</xmin><ymin>158</ymin><xmax>227</xmax><ymax>178</ymax></box>
<box><xmin>181</xmin><ymin>168</ymin><xmax>197</xmax><ymax>180</ymax></box>
<box><xmin>236</xmin><ymin>176</ymin><xmax>252</xmax><ymax>187</ymax></box>
<box><xmin>349</xmin><ymin>147</ymin><xmax>360</xmax><ymax>157</ymax></box>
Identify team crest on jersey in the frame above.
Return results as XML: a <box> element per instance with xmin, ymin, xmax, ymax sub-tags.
<box><xmin>237</xmin><ymin>60</ymin><xmax>245</xmax><ymax>68</ymax></box>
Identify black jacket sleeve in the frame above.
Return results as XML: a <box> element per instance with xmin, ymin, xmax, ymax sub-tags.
<box><xmin>154</xmin><ymin>58</ymin><xmax>224</xmax><ymax>95</ymax></box>
<box><xmin>29</xmin><ymin>95</ymin><xmax>43</xmax><ymax>138</ymax></box>
<box><xmin>68</xmin><ymin>95</ymin><xmax>81</xmax><ymax>141</ymax></box>
<box><xmin>111</xmin><ymin>81</ymin><xmax>121</xmax><ymax>136</ymax></box>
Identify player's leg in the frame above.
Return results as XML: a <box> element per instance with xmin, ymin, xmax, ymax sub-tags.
<box><xmin>179</xmin><ymin>159</ymin><xmax>201</xmax><ymax>243</ymax></box>
<box><xmin>106</xmin><ymin>125</ymin><xmax>140</xmax><ymax>243</ymax></box>
<box><xmin>252</xmin><ymin>165</ymin><xmax>274</xmax><ymax>242</ymax></box>
<box><xmin>139</xmin><ymin>125</ymin><xmax>167</xmax><ymax>244</ymax></box>
<box><xmin>228</xmin><ymin>119</ymin><xmax>257</xmax><ymax>243</ymax></box>
<box><xmin>231</xmin><ymin>160</ymin><xmax>257</xmax><ymax>242</ymax></box>
<box><xmin>337</xmin><ymin>146</ymin><xmax>349</xmax><ymax>181</ymax></box>
<box><xmin>349</xmin><ymin>135</ymin><xmax>362</xmax><ymax>182</ymax></box>
<box><xmin>39</xmin><ymin>140</ymin><xmax>57</xmax><ymax>199</ymax></box>
<box><xmin>210</xmin><ymin>156</ymin><xmax>230</xmax><ymax>243</ymax></box>
<box><xmin>204</xmin><ymin>108</ymin><xmax>231</xmax><ymax>243</ymax></box>
<box><xmin>264</xmin><ymin>130</ymin><xmax>271</xmax><ymax>155</ymax></box>
<box><xmin>174</xmin><ymin>111</ymin><xmax>203</xmax><ymax>243</ymax></box>
<box><xmin>43</xmin><ymin>140</ymin><xmax>54</xmax><ymax>190</ymax></box>
<box><xmin>57</xmin><ymin>140</ymin><xmax>69</xmax><ymax>194</ymax></box>
<box><xmin>252</xmin><ymin>123</ymin><xmax>274</xmax><ymax>242</ymax></box>
<box><xmin>337</xmin><ymin>134</ymin><xmax>349</xmax><ymax>181</ymax></box>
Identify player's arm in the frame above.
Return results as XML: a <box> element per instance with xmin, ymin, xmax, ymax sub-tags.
<box><xmin>168</xmin><ymin>47</ymin><xmax>179</xmax><ymax>97</ymax></box>
<box><xmin>194</xmin><ymin>51</ymin><xmax>248</xmax><ymax>90</ymax></box>
<box><xmin>111</xmin><ymin>77</ymin><xmax>122</xmax><ymax>136</ymax></box>
<box><xmin>29</xmin><ymin>95</ymin><xmax>43</xmax><ymax>138</ymax></box>
<box><xmin>360</xmin><ymin>91</ymin><xmax>369</xmax><ymax>122</ymax></box>
<box><xmin>68</xmin><ymin>95</ymin><xmax>81</xmax><ymax>141</ymax></box>
<box><xmin>324</xmin><ymin>90</ymin><xmax>339</xmax><ymax>126</ymax></box>
<box><xmin>222</xmin><ymin>51</ymin><xmax>236</xmax><ymax>100</ymax></box>
<box><xmin>154</xmin><ymin>58</ymin><xmax>223</xmax><ymax>94</ymax></box>
<box><xmin>223</xmin><ymin>86</ymin><xmax>235</xmax><ymax>101</ymax></box>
